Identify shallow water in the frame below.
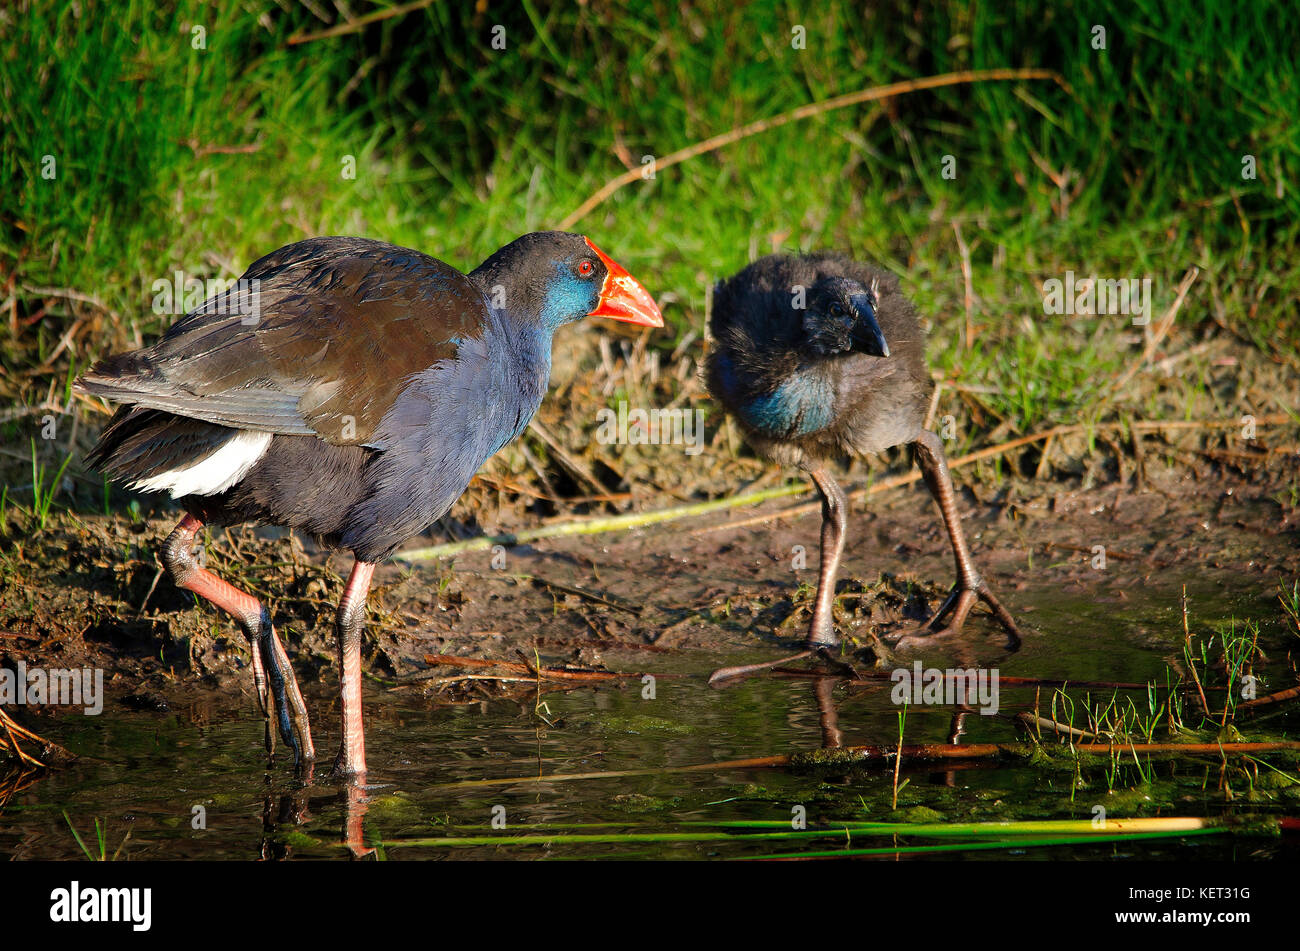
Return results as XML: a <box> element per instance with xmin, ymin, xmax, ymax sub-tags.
<box><xmin>2</xmin><ymin>579</ymin><xmax>1297</xmax><ymax>861</ymax></box>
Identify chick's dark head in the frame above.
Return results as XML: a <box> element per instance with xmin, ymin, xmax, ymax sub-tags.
<box><xmin>800</xmin><ymin>276</ymin><xmax>890</xmax><ymax>359</ymax></box>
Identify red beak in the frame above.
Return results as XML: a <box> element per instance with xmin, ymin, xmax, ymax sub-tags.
<box><xmin>583</xmin><ymin>237</ymin><xmax>664</xmax><ymax>328</ymax></box>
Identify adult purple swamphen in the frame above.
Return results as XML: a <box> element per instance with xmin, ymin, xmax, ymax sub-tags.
<box><xmin>76</xmin><ymin>232</ymin><xmax>663</xmax><ymax>781</ymax></box>
<box><xmin>704</xmin><ymin>253</ymin><xmax>1020</xmax><ymax>681</ymax></box>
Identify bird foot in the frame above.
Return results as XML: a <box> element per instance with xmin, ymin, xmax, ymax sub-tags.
<box><xmin>248</xmin><ymin>614</ymin><xmax>315</xmax><ymax>767</ymax></box>
<box><xmin>894</xmin><ymin>580</ymin><xmax>1021</xmax><ymax>649</ymax></box>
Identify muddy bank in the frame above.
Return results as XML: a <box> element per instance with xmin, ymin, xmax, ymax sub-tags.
<box><xmin>2</xmin><ymin>453</ymin><xmax>1296</xmax><ymax>725</ymax></box>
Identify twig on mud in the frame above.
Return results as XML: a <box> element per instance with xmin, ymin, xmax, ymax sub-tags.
<box><xmin>0</xmin><ymin>707</ymin><xmax>75</xmax><ymax>769</ymax></box>
<box><xmin>515</xmin><ymin>649</ymin><xmax>628</xmax><ymax>683</ymax></box>
<box><xmin>400</xmin><ymin>674</ymin><xmax>548</xmax><ymax>688</ymax></box>
<box><xmin>558</xmin><ymin>69</ymin><xmax>1066</xmax><ymax>229</ymax></box>
<box><xmin>1039</xmin><ymin>541</ymin><xmax>1153</xmax><ymax>564</ymax></box>
<box><xmin>396</xmin><ymin>482</ymin><xmax>808</xmax><ymax>561</ymax></box>
<box><xmin>138</xmin><ymin>563</ymin><xmax>165</xmax><ymax>613</ymax></box>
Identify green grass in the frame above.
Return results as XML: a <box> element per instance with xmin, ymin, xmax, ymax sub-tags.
<box><xmin>3</xmin><ymin>0</ymin><xmax>1299</xmax><ymax>507</ymax></box>
<box><xmin>27</xmin><ymin>437</ymin><xmax>73</xmax><ymax>533</ymax></box>
<box><xmin>62</xmin><ymin>810</ymin><xmax>131</xmax><ymax>861</ymax></box>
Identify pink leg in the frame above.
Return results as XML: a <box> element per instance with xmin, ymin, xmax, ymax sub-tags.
<box><xmin>162</xmin><ymin>515</ymin><xmax>315</xmax><ymax>764</ymax></box>
<box><xmin>331</xmin><ymin>559</ymin><xmax>375</xmax><ymax>783</ymax></box>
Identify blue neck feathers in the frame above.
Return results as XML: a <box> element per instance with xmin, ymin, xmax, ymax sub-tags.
<box><xmin>717</xmin><ymin>355</ymin><xmax>833</xmax><ymax>437</ymax></box>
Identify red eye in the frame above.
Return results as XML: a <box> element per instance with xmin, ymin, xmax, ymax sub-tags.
<box><xmin>578</xmin><ymin>260</ymin><xmax>594</xmax><ymax>277</ymax></box>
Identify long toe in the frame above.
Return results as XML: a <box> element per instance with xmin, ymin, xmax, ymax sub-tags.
<box><xmin>258</xmin><ymin>625</ymin><xmax>307</xmax><ymax>765</ymax></box>
<box><xmin>930</xmin><ymin>587</ymin><xmax>978</xmax><ymax>637</ymax></box>
<box><xmin>926</xmin><ymin>584</ymin><xmax>968</xmax><ymax>632</ymax></box>
<box><xmin>977</xmin><ymin>585</ymin><xmax>1023</xmax><ymax>648</ymax></box>
<box><xmin>708</xmin><ymin>649</ymin><xmax>814</xmax><ymax>686</ymax></box>
<box><xmin>938</xmin><ymin>581</ymin><xmax>1023</xmax><ymax>646</ymax></box>
<box><xmin>267</xmin><ymin>631</ymin><xmax>315</xmax><ymax>765</ymax></box>
<box><xmin>266</xmin><ymin>671</ymin><xmax>299</xmax><ymax>763</ymax></box>
<box><xmin>245</xmin><ymin>633</ymin><xmax>277</xmax><ymax>757</ymax></box>
<box><xmin>707</xmin><ymin>646</ymin><xmax>865</xmax><ymax>686</ymax></box>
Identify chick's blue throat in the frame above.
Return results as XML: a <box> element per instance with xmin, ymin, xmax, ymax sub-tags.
<box><xmin>733</xmin><ymin>361</ymin><xmax>834</xmax><ymax>437</ymax></box>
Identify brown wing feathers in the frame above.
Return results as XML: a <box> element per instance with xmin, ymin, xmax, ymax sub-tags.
<box><xmin>77</xmin><ymin>239</ymin><xmax>489</xmax><ymax>449</ymax></box>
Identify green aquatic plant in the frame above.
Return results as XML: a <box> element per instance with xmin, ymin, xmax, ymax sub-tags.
<box><xmin>62</xmin><ymin>811</ymin><xmax>130</xmax><ymax>862</ymax></box>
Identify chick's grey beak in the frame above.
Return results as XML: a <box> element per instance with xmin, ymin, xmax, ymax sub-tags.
<box><xmin>848</xmin><ymin>294</ymin><xmax>890</xmax><ymax>357</ymax></box>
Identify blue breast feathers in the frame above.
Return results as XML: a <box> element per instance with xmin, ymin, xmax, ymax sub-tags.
<box><xmin>714</xmin><ymin>354</ymin><xmax>831</xmax><ymax>437</ymax></box>
<box><xmin>742</xmin><ymin>377</ymin><xmax>833</xmax><ymax>436</ymax></box>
